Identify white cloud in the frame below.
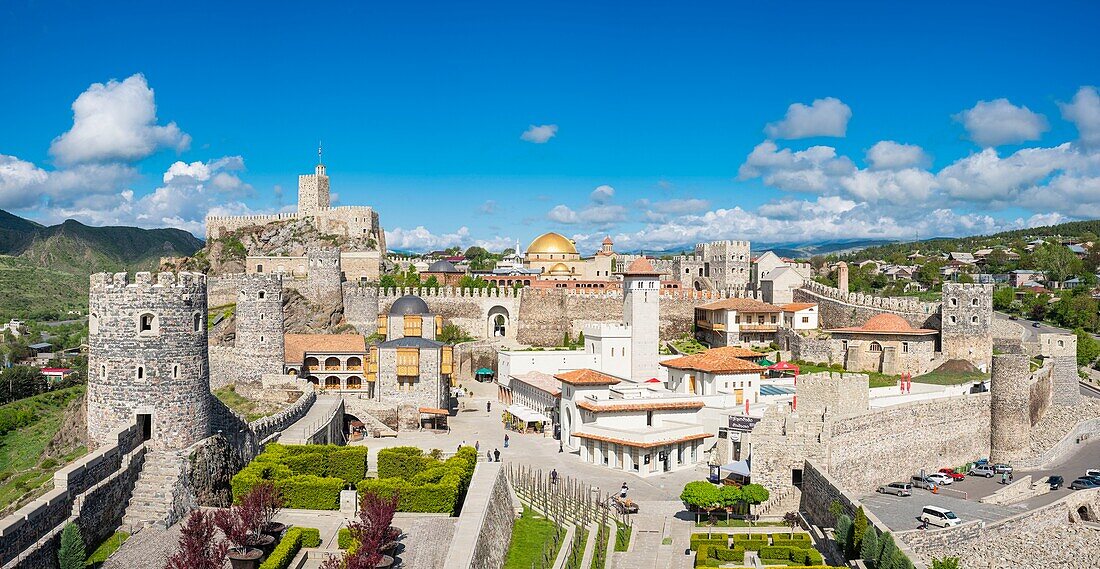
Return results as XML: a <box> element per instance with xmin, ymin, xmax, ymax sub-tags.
<box><xmin>520</xmin><ymin>124</ymin><xmax>558</xmax><ymax>143</ymax></box>
<box><xmin>385</xmin><ymin>225</ymin><xmax>511</xmax><ymax>252</ymax></box>
<box><xmin>49</xmin><ymin>74</ymin><xmax>190</xmax><ymax>165</ymax></box>
<box><xmin>954</xmin><ymin>98</ymin><xmax>1048</xmax><ymax>147</ymax></box>
<box><xmin>936</xmin><ymin>144</ymin><xmax>1078</xmax><ymax>202</ymax></box>
<box><xmin>866</xmin><ymin>141</ymin><xmax>930</xmax><ymax>170</ymax></box>
<box><xmin>737</xmin><ymin>141</ymin><xmax>855</xmax><ymax>192</ymax></box>
<box><xmin>590</xmin><ymin>184</ymin><xmax>615</xmax><ymax>203</ymax></box>
<box><xmin>840</xmin><ymin>168</ymin><xmax>937</xmax><ymax>204</ymax></box>
<box><xmin>547</xmin><ymin>205</ymin><xmax>578</xmax><ymax>223</ymax></box>
<box><xmin>0</xmin><ymin>155</ymin><xmax>49</xmax><ymax>209</ymax></box>
<box><xmin>1059</xmin><ymin>86</ymin><xmax>1100</xmax><ymax>148</ymax></box>
<box><xmin>764</xmin><ymin>97</ymin><xmax>852</xmax><ymax>139</ymax></box>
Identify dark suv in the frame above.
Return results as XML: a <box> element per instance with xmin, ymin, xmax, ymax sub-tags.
<box><xmin>1047</xmin><ymin>475</ymin><xmax>1064</xmax><ymax>490</ymax></box>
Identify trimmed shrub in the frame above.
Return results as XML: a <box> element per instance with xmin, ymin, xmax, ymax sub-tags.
<box><xmin>359</xmin><ymin>446</ymin><xmax>478</xmax><ymax>514</ymax></box>
<box><xmin>259</xmin><ymin>528</ymin><xmax>305</xmax><ymax>569</ymax></box>
<box><xmin>298</xmin><ymin>527</ymin><xmax>321</xmax><ymax>548</ymax></box>
<box><xmin>731</xmin><ymin>533</ymin><xmax>767</xmax><ymax>541</ymax></box>
<box><xmin>278</xmin><ymin>475</ymin><xmax>344</xmax><ymax>510</ymax></box>
<box><xmin>231</xmin><ymin>444</ymin><xmax>369</xmax><ymax>509</ymax></box>
<box><xmin>689</xmin><ymin>536</ymin><xmax>728</xmax><ymax>550</ymax></box>
<box><xmin>376</xmin><ymin>446</ymin><xmax>429</xmax><ymax>479</ymax></box>
<box><xmin>337</xmin><ymin>528</ymin><xmax>353</xmax><ymax>550</ymax></box>
<box><xmin>328</xmin><ymin>447</ymin><xmax>369</xmax><ymax>483</ymax></box>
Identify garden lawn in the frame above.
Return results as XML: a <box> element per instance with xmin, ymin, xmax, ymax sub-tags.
<box><xmin>214</xmin><ymin>385</ymin><xmax>284</xmax><ymax>421</ymax></box>
<box><xmin>794</xmin><ymin>362</ymin><xmax>897</xmax><ymax>388</ymax></box>
<box><xmin>0</xmin><ymin>386</ymin><xmax>87</xmax><ymax>513</ymax></box>
<box><xmin>912</xmin><ymin>370</ymin><xmax>988</xmax><ymax>385</ymax></box>
<box><xmin>504</xmin><ymin>507</ymin><xmax>561</xmax><ymax>569</ymax></box>
<box><xmin>614</xmin><ymin>522</ymin><xmax>631</xmax><ymax>551</ymax></box>
<box><xmin>85</xmin><ymin>531</ymin><xmax>129</xmax><ymax>567</ymax></box>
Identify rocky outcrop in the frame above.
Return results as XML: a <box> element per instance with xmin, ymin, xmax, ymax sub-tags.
<box><xmin>283</xmin><ymin>287</ymin><xmax>347</xmax><ymax>333</ymax></box>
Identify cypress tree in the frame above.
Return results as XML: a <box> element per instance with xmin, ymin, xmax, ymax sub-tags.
<box><xmin>852</xmin><ymin>506</ymin><xmax>869</xmax><ymax>556</ymax></box>
<box><xmin>835</xmin><ymin>514</ymin><xmax>852</xmax><ymax>552</ymax></box>
<box><xmin>859</xmin><ymin>529</ymin><xmax>879</xmax><ymax>565</ymax></box>
<box><xmin>57</xmin><ymin>523</ymin><xmax>86</xmax><ymax>569</ymax></box>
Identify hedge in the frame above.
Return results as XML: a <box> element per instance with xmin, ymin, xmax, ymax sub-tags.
<box><xmin>689</xmin><ymin>536</ymin><xmax>728</xmax><ymax>550</ymax></box>
<box><xmin>231</xmin><ymin>443</ymin><xmax>368</xmax><ymax>509</ymax></box>
<box><xmin>337</xmin><ymin>528</ymin><xmax>353</xmax><ymax>550</ymax></box>
<box><xmin>259</xmin><ymin>527</ymin><xmax>319</xmax><ymax>569</ymax></box>
<box><xmin>760</xmin><ymin>545</ymin><xmax>824</xmax><ymax>565</ymax></box>
<box><xmin>731</xmin><ymin>533</ymin><xmax>767</xmax><ymax>541</ymax></box>
<box><xmin>359</xmin><ymin>447</ymin><xmax>478</xmax><ymax>514</ymax></box>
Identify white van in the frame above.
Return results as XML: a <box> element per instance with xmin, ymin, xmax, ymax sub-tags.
<box><xmin>920</xmin><ymin>506</ymin><xmax>961</xmax><ymax>528</ymax></box>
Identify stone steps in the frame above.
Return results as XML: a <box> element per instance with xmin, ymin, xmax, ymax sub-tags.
<box><xmin>122</xmin><ymin>451</ymin><xmax>183</xmax><ymax>530</ymax></box>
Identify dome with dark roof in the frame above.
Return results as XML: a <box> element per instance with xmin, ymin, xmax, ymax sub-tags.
<box><xmin>389</xmin><ymin>295</ymin><xmax>430</xmax><ymax>316</ymax></box>
<box><xmin>426</xmin><ymin>260</ymin><xmax>462</xmax><ymax>273</ymax></box>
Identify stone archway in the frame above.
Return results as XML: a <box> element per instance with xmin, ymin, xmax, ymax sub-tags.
<box><xmin>488</xmin><ymin>305</ymin><xmax>510</xmax><ymax>338</ymax></box>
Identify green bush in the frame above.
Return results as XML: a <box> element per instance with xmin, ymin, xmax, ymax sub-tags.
<box><xmin>259</xmin><ymin>528</ymin><xmax>304</xmax><ymax>569</ymax></box>
<box><xmin>328</xmin><ymin>448</ymin><xmax>369</xmax><ymax>483</ymax></box>
<box><xmin>360</xmin><ymin>446</ymin><xmax>478</xmax><ymax>514</ymax></box>
<box><xmin>732</xmin><ymin>533</ymin><xmax>767</xmax><ymax>541</ymax></box>
<box><xmin>689</xmin><ymin>536</ymin><xmax>728</xmax><ymax>550</ymax></box>
<box><xmin>298</xmin><ymin>527</ymin><xmax>321</xmax><ymax>548</ymax></box>
<box><xmin>376</xmin><ymin>446</ymin><xmax>430</xmax><ymax>479</ymax></box>
<box><xmin>231</xmin><ymin>443</ymin><xmax>370</xmax><ymax>509</ymax></box>
<box><xmin>278</xmin><ymin>475</ymin><xmax>344</xmax><ymax>510</ymax></box>
<box><xmin>337</xmin><ymin>528</ymin><xmax>353</xmax><ymax>550</ymax></box>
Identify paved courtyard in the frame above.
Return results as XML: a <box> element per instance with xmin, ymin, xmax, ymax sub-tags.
<box><xmin>348</xmin><ymin>378</ymin><xmax>706</xmax><ymax>501</ymax></box>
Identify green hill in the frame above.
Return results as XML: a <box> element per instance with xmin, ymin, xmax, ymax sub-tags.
<box><xmin>0</xmin><ymin>211</ymin><xmax>204</xmax><ymax>320</ymax></box>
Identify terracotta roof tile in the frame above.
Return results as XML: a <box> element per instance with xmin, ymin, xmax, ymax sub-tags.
<box><xmin>511</xmin><ymin>371</ymin><xmax>563</xmax><ymax>397</ymax></box>
<box><xmin>554</xmin><ymin>369</ymin><xmax>622</xmax><ymax>386</ymax></box>
<box><xmin>572</xmin><ymin>431</ymin><xmax>713</xmax><ymax>449</ymax></box>
<box><xmin>779</xmin><ymin>303</ymin><xmax>817</xmax><ymax>312</ymax></box>
<box><xmin>620</xmin><ymin>257</ymin><xmax>662</xmax><ymax>276</ymax></box>
<box><xmin>697</xmin><ymin>298</ymin><xmax>781</xmax><ymax>312</ymax></box>
<box><xmin>284</xmin><ymin>334</ymin><xmax>367</xmax><ymax>364</ymax></box>
<box><xmin>660</xmin><ymin>346</ymin><xmax>767</xmax><ymax>374</ymax></box>
<box><xmin>576</xmin><ymin>400</ymin><xmax>705</xmax><ymax>413</ymax></box>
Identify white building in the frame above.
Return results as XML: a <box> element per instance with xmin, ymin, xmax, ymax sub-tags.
<box><xmin>779</xmin><ymin>303</ymin><xmax>819</xmax><ymax>330</ymax></box>
<box><xmin>661</xmin><ymin>346</ymin><xmax>767</xmax><ymax>404</ymax></box>
<box><xmin>509</xmin><ymin>371</ymin><xmax>562</xmax><ymax>426</ymax></box>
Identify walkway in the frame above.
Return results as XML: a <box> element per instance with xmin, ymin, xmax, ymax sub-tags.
<box><xmin>612</xmin><ymin>501</ymin><xmax>693</xmax><ymax>569</ymax></box>
<box><xmin>281</xmin><ymin>394</ymin><xmax>342</xmax><ymax>444</ymax></box>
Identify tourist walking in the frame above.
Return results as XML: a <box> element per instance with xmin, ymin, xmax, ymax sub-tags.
<box><xmin>504</xmin><ymin>434</ymin><xmax>510</xmax><ymax>448</ymax></box>
<box><xmin>494</xmin><ymin>448</ymin><xmax>500</xmax><ymax>462</ymax></box>
<box><xmin>475</xmin><ymin>440</ymin><xmax>480</xmax><ymax>452</ymax></box>
<box><xmin>551</xmin><ymin>469</ymin><xmax>559</xmax><ymax>485</ymax></box>
<box><xmin>619</xmin><ymin>482</ymin><xmax>629</xmax><ymax>499</ymax></box>
<box><xmin>1001</xmin><ymin>472</ymin><xmax>1008</xmax><ymax>485</ymax></box>
<box><xmin>486</xmin><ymin>450</ymin><xmax>493</xmax><ymax>461</ymax></box>
<box><xmin>487</xmin><ymin>401</ymin><xmax>491</xmax><ymax>412</ymax></box>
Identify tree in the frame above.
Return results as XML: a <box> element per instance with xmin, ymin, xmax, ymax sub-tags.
<box><xmin>57</xmin><ymin>523</ymin><xmax>85</xmax><ymax>569</ymax></box>
<box><xmin>576</xmin><ymin>331</ymin><xmax>585</xmax><ymax>346</ymax></box>
<box><xmin>422</xmin><ymin>276</ymin><xmax>441</xmax><ymax>288</ymax></box>
<box><xmin>992</xmin><ymin>286</ymin><xmax>1016</xmax><ymax>311</ymax></box>
<box><xmin>679</xmin><ymin>481</ymin><xmax>720</xmax><ymax>525</ymax></box>
<box><xmin>859</xmin><ymin>528</ymin><xmax>879</xmax><ymax>564</ymax></box>
<box><xmin>851</xmin><ymin>506</ymin><xmax>869</xmax><ymax>558</ymax></box>
<box><xmin>930</xmin><ymin>556</ymin><xmax>961</xmax><ymax>569</ymax></box>
<box><xmin>0</xmin><ymin>366</ymin><xmax>47</xmax><ymax>404</ymax></box>
<box><xmin>875</xmin><ymin>532</ymin><xmax>897</xmax><ymax>567</ymax></box>
<box><xmin>739</xmin><ymin>484</ymin><xmax>770</xmax><ymax>511</ymax></box>
<box><xmin>1033</xmin><ymin>242</ymin><xmax>1083</xmax><ymax>283</ymax></box>
<box><xmin>1076</xmin><ymin>328</ymin><xmax>1100</xmax><ymax>366</ymax></box>
<box><xmin>916</xmin><ymin>260</ymin><xmax>944</xmax><ymax>287</ymax></box>
<box><xmin>834</xmin><ymin>514</ymin><xmax>852</xmax><ymax>553</ymax></box>
<box><xmin>717</xmin><ymin>485</ymin><xmax>742</xmax><ymax>521</ymax></box>
<box><xmin>165</xmin><ymin>510</ymin><xmax>228</xmax><ymax>569</ymax></box>
<box><xmin>782</xmin><ymin>511</ymin><xmax>800</xmax><ymax>538</ymax></box>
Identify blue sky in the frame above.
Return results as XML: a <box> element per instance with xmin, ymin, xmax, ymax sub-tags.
<box><xmin>2</xmin><ymin>1</ymin><xmax>1099</xmax><ymax>253</ymax></box>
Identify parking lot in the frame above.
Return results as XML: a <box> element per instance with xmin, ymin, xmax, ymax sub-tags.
<box><xmin>859</xmin><ymin>438</ymin><xmax>1100</xmax><ymax>531</ymax></box>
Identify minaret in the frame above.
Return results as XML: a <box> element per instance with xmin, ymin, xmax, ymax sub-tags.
<box><xmin>298</xmin><ymin>143</ymin><xmax>330</xmax><ymax>216</ymax></box>
<box><xmin>619</xmin><ymin>257</ymin><xmax>662</xmax><ymax>381</ymax></box>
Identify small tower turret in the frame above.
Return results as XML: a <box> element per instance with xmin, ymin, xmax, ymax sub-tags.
<box><xmin>619</xmin><ymin>257</ymin><xmax>662</xmax><ymax>381</ymax></box>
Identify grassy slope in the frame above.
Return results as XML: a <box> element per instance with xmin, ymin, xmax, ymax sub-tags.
<box><xmin>0</xmin><ymin>386</ymin><xmax>87</xmax><ymax>513</ymax></box>
<box><xmin>213</xmin><ymin>385</ymin><xmax>284</xmax><ymax>421</ymax></box>
<box><xmin>86</xmin><ymin>530</ymin><xmax>130</xmax><ymax>567</ymax></box>
<box><xmin>0</xmin><ymin>256</ymin><xmax>88</xmax><ymax>321</ymax></box>
<box><xmin>503</xmin><ymin>507</ymin><xmax>562</xmax><ymax>569</ymax></box>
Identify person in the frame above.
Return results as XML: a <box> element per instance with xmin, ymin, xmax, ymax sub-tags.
<box><xmin>487</xmin><ymin>401</ymin><xmax>491</xmax><ymax>412</ymax></box>
<box><xmin>494</xmin><ymin>448</ymin><xmax>500</xmax><ymax>462</ymax></box>
<box><xmin>486</xmin><ymin>450</ymin><xmax>493</xmax><ymax>462</ymax></box>
<box><xmin>504</xmin><ymin>434</ymin><xmax>510</xmax><ymax>448</ymax></box>
<box><xmin>559</xmin><ymin>442</ymin><xmax>563</xmax><ymax>453</ymax></box>
<box><xmin>550</xmin><ymin>468</ymin><xmax>558</xmax><ymax>485</ymax></box>
<box><xmin>475</xmin><ymin>440</ymin><xmax>480</xmax><ymax>452</ymax></box>
<box><xmin>1009</xmin><ymin>472</ymin><xmax>1014</xmax><ymax>483</ymax></box>
<box><xmin>619</xmin><ymin>482</ymin><xmax>628</xmax><ymax>499</ymax></box>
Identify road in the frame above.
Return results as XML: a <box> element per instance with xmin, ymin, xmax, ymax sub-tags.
<box><xmin>994</xmin><ymin>310</ymin><xmax>1069</xmax><ymax>342</ymax></box>
<box><xmin>858</xmin><ymin>437</ymin><xmax>1100</xmax><ymax>531</ymax></box>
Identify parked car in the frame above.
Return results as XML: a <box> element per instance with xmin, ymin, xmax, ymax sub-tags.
<box><xmin>969</xmin><ymin>464</ymin><xmax>995</xmax><ymax>478</ymax></box>
<box><xmin>920</xmin><ymin>506</ymin><xmax>961</xmax><ymax>528</ymax></box>
<box><xmin>1047</xmin><ymin>475</ymin><xmax>1064</xmax><ymax>490</ymax></box>
<box><xmin>910</xmin><ymin>475</ymin><xmax>936</xmax><ymax>490</ymax></box>
<box><xmin>1032</xmin><ymin>322</ymin><xmax>1041</xmax><ymax>327</ymax></box>
<box><xmin>926</xmin><ymin>473</ymin><xmax>954</xmax><ymax>486</ymax></box>
<box><xmin>1086</xmin><ymin>469</ymin><xmax>1100</xmax><ymax>477</ymax></box>
<box><xmin>1070</xmin><ymin>478</ymin><xmax>1099</xmax><ymax>490</ymax></box>
<box><xmin>1083</xmin><ymin>475</ymin><xmax>1100</xmax><ymax>485</ymax></box>
<box><xmin>938</xmin><ymin>468</ymin><xmax>966</xmax><ymax>481</ymax></box>
<box><xmin>1008</xmin><ymin>315</ymin><xmax>1018</xmax><ymax>320</ymax></box>
<box><xmin>974</xmin><ymin>458</ymin><xmax>990</xmax><ymax>466</ymax></box>
<box><xmin>993</xmin><ymin>463</ymin><xmax>1013</xmax><ymax>474</ymax></box>
<box><xmin>877</xmin><ymin>482</ymin><xmax>912</xmax><ymax>496</ymax></box>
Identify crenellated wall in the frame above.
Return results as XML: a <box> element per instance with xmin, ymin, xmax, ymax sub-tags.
<box><xmin>794</xmin><ymin>281</ymin><xmax>941</xmax><ymax>329</ymax></box>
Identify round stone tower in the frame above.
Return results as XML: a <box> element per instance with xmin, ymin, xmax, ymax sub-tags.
<box><xmin>87</xmin><ymin>271</ymin><xmax>212</xmax><ymax>450</ymax></box>
<box><xmin>989</xmin><ymin>351</ymin><xmax>1030</xmax><ymax>463</ymax></box>
<box><xmin>306</xmin><ymin>247</ymin><xmax>343</xmax><ymax>306</ymax></box>
<box><xmin>234</xmin><ymin>273</ymin><xmax>285</xmax><ymax>366</ymax></box>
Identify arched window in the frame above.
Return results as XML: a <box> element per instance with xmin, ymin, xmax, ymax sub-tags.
<box><xmin>950</xmin><ymin>297</ymin><xmax>958</xmax><ymax>307</ymax></box>
<box><xmin>324</xmin><ymin>376</ymin><xmax>341</xmax><ymax>390</ymax></box>
<box><xmin>258</xmin><ymin>290</ymin><xmax>266</xmax><ymax>299</ymax></box>
<box><xmin>138</xmin><ymin>313</ymin><xmax>157</xmax><ymax>335</ymax></box>
<box><xmin>971</xmin><ymin>316</ymin><xmax>978</xmax><ymax>324</ymax></box>
<box><xmin>100</xmin><ymin>365</ymin><xmax>106</xmax><ymax>377</ymax></box>
<box><xmin>173</xmin><ymin>365</ymin><xmax>179</xmax><ymax>379</ymax></box>
<box><xmin>260</xmin><ymin>335</ymin><xmax>265</xmax><ymax>343</ymax></box>
<box><xmin>136</xmin><ymin>366</ymin><xmax>145</xmax><ymax>379</ymax></box>
<box><xmin>193</xmin><ymin>313</ymin><xmax>202</xmax><ymax>332</ymax></box>
<box><xmin>869</xmin><ymin>341</ymin><xmax>883</xmax><ymax>353</ymax></box>
<box><xmin>949</xmin><ymin>315</ymin><xmax>957</xmax><ymax>324</ymax></box>
<box><xmin>260</xmin><ymin>313</ymin><xmax>265</xmax><ymax>321</ymax></box>
<box><xmin>325</xmin><ymin>356</ymin><xmax>341</xmax><ymax>370</ymax></box>
<box><xmin>971</xmin><ymin>298</ymin><xmax>979</xmax><ymax>306</ymax></box>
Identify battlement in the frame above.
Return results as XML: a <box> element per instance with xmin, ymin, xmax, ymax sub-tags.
<box><xmin>90</xmin><ymin>271</ymin><xmax>206</xmax><ymax>292</ymax></box>
<box><xmin>326</xmin><ymin>205</ymin><xmax>375</xmax><ymax>214</ymax></box>
<box><xmin>799</xmin><ymin>280</ymin><xmax>939</xmax><ymax>315</ymax></box>
<box><xmin>204</xmin><ymin>212</ymin><xmax>298</xmax><ymax>224</ymax></box>
<box><xmin>375</xmin><ymin>285</ymin><xmax>523</xmax><ymax>299</ymax></box>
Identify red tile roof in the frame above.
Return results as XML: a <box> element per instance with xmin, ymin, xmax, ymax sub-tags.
<box><xmin>620</xmin><ymin>257</ymin><xmax>662</xmax><ymax>276</ymax></box>
<box><xmin>284</xmin><ymin>334</ymin><xmax>367</xmax><ymax>364</ymax></box>
<box><xmin>555</xmin><ymin>369</ymin><xmax>622</xmax><ymax>386</ymax></box>
<box><xmin>829</xmin><ymin>313</ymin><xmax>937</xmax><ymax>336</ymax></box>
<box><xmin>661</xmin><ymin>346</ymin><xmax>767</xmax><ymax>374</ymax></box>
<box><xmin>576</xmin><ymin>400</ymin><xmax>705</xmax><ymax>413</ymax></box>
<box><xmin>779</xmin><ymin>303</ymin><xmax>817</xmax><ymax>312</ymax></box>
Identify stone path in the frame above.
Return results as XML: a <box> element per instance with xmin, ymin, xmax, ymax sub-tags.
<box><xmin>612</xmin><ymin>501</ymin><xmax>692</xmax><ymax>569</ymax></box>
<box><xmin>102</xmin><ymin>523</ymin><xmax>180</xmax><ymax>569</ymax></box>
<box><xmin>281</xmin><ymin>394</ymin><xmax>343</xmax><ymax>444</ymax></box>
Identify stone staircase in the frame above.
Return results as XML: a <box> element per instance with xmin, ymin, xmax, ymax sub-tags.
<box><xmin>756</xmin><ymin>486</ymin><xmax>802</xmax><ymax>519</ymax></box>
<box><xmin>122</xmin><ymin>450</ymin><xmax>184</xmax><ymax>529</ymax></box>
<box><xmin>359</xmin><ymin>411</ymin><xmax>398</xmax><ymax>437</ymax></box>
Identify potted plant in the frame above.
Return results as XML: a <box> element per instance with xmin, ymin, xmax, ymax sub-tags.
<box><xmin>214</xmin><ymin>494</ymin><xmax>266</xmax><ymax>569</ymax></box>
<box><xmin>254</xmin><ymin>482</ymin><xmax>287</xmax><ymax>539</ymax></box>
<box><xmin>165</xmin><ymin>510</ymin><xmax>228</xmax><ymax>569</ymax></box>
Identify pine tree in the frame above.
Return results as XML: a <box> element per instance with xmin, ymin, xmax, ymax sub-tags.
<box><xmin>834</xmin><ymin>514</ymin><xmax>852</xmax><ymax>553</ymax></box>
<box><xmin>876</xmin><ymin>532</ymin><xmax>897</xmax><ymax>567</ymax></box>
<box><xmin>859</xmin><ymin>529</ymin><xmax>879</xmax><ymax>565</ymax></box>
<box><xmin>57</xmin><ymin>523</ymin><xmax>86</xmax><ymax>569</ymax></box>
<box><xmin>852</xmin><ymin>506</ymin><xmax>869</xmax><ymax>557</ymax></box>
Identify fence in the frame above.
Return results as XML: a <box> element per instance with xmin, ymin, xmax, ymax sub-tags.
<box><xmin>506</xmin><ymin>464</ymin><xmax>628</xmax><ymax>569</ymax></box>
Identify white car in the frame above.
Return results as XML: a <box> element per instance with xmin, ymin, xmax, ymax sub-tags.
<box><xmin>926</xmin><ymin>473</ymin><xmax>953</xmax><ymax>486</ymax></box>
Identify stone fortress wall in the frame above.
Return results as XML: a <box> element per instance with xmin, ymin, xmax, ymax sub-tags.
<box><xmin>0</xmin><ymin>424</ymin><xmax>146</xmax><ymax>569</ymax></box>
<box><xmin>207</xmin><ymin>273</ymin><xmax>286</xmax><ymax>390</ymax></box>
<box><xmin>794</xmin><ymin>280</ymin><xmax>942</xmax><ymax>329</ymax></box>
<box><xmin>87</xmin><ymin>272</ymin><xmax>212</xmax><ymax>451</ymax></box>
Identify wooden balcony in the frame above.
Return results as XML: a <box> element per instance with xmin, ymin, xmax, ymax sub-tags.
<box><xmin>696</xmin><ymin>320</ymin><xmax>726</xmax><ymax>331</ymax></box>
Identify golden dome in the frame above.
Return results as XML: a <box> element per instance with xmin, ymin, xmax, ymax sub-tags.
<box><xmin>548</xmin><ymin>262</ymin><xmax>572</xmax><ymax>276</ymax></box>
<box><xmin>527</xmin><ymin>232</ymin><xmax>578</xmax><ymax>255</ymax></box>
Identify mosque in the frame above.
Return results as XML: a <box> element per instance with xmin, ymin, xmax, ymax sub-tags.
<box><xmin>522</xmin><ymin>232</ymin><xmax>616</xmax><ymax>281</ymax></box>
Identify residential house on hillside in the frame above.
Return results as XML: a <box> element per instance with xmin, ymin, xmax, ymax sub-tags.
<box><xmin>1010</xmin><ymin>270</ymin><xmax>1045</xmax><ymax>288</ymax></box>
<box><xmin>946</xmin><ymin>252</ymin><xmax>976</xmax><ymax>264</ymax></box>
